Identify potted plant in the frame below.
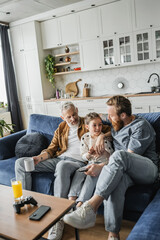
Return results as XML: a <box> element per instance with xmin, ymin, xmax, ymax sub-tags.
<box><xmin>44</xmin><ymin>54</ymin><xmax>56</xmax><ymax>88</ymax></box>
<box><xmin>0</xmin><ymin>102</ymin><xmax>8</xmax><ymax>113</ymax></box>
<box><xmin>0</xmin><ymin>119</ymin><xmax>14</xmax><ymax>137</ymax></box>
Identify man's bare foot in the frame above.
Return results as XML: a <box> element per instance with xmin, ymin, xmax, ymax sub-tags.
<box><xmin>76</xmin><ymin>202</ymin><xmax>83</xmax><ymax>208</ymax></box>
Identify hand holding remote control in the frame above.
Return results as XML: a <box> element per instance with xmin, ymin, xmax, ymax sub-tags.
<box><xmin>77</xmin><ymin>166</ymin><xmax>88</xmax><ymax>172</ymax></box>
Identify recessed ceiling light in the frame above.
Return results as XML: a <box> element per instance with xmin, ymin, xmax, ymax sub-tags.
<box><xmin>71</xmin><ymin>10</ymin><xmax>75</xmax><ymax>13</ymax></box>
<box><xmin>91</xmin><ymin>4</ymin><xmax>96</xmax><ymax>7</ymax></box>
<box><xmin>52</xmin><ymin>15</ymin><xmax>56</xmax><ymax>18</ymax></box>
<box><xmin>6</xmin><ymin>12</ymin><xmax>10</xmax><ymax>14</ymax></box>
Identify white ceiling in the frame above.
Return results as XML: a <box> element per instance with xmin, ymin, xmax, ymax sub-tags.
<box><xmin>0</xmin><ymin>0</ymin><xmax>85</xmax><ymax>23</ymax></box>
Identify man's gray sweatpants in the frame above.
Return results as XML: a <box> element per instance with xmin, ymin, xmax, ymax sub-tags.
<box><xmin>15</xmin><ymin>156</ymin><xmax>85</xmax><ymax>197</ymax></box>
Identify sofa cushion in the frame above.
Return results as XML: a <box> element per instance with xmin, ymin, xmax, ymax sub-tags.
<box><xmin>27</xmin><ymin>114</ymin><xmax>63</xmax><ymax>145</ymax></box>
<box><xmin>0</xmin><ymin>130</ymin><xmax>26</xmax><ymax>160</ymax></box>
<box><xmin>15</xmin><ymin>132</ymin><xmax>48</xmax><ymax>158</ymax></box>
<box><xmin>32</xmin><ymin>172</ymin><xmax>55</xmax><ymax>195</ymax></box>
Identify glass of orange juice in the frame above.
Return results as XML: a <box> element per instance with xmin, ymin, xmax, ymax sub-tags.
<box><xmin>11</xmin><ymin>178</ymin><xmax>23</xmax><ymax>201</ymax></box>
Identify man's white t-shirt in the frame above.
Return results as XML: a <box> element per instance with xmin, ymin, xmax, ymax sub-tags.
<box><xmin>60</xmin><ymin>124</ymin><xmax>82</xmax><ymax>161</ymax></box>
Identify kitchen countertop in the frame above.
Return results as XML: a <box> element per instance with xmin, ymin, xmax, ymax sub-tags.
<box><xmin>44</xmin><ymin>92</ymin><xmax>160</xmax><ymax>102</ymax></box>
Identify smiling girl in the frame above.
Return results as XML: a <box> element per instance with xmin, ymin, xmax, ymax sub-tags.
<box><xmin>68</xmin><ymin>112</ymin><xmax>113</xmax><ymax>207</ymax></box>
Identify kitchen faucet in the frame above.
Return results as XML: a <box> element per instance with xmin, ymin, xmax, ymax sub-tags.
<box><xmin>147</xmin><ymin>73</ymin><xmax>160</xmax><ymax>86</ymax></box>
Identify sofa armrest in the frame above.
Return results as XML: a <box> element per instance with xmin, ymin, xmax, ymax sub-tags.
<box><xmin>0</xmin><ymin>130</ymin><xmax>26</xmax><ymax>160</ymax></box>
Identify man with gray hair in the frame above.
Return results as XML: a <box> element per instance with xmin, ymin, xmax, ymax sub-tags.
<box><xmin>15</xmin><ymin>101</ymin><xmax>110</xmax><ymax>240</ymax></box>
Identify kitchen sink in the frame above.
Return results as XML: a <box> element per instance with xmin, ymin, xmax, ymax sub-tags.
<box><xmin>136</xmin><ymin>92</ymin><xmax>153</xmax><ymax>94</ymax></box>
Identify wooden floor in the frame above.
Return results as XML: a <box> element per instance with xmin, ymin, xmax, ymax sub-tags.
<box><xmin>43</xmin><ymin>215</ymin><xmax>135</xmax><ymax>240</ymax></box>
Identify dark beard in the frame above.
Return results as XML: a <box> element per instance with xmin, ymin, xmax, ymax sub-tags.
<box><xmin>111</xmin><ymin>119</ymin><xmax>124</xmax><ymax>132</ymax></box>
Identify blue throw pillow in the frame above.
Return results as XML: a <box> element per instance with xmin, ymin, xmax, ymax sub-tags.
<box><xmin>15</xmin><ymin>132</ymin><xmax>48</xmax><ymax>158</ymax></box>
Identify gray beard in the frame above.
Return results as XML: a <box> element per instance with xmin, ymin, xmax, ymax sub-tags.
<box><xmin>67</xmin><ymin>118</ymin><xmax>80</xmax><ymax>128</ymax></box>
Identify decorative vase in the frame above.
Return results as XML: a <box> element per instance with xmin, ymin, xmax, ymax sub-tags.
<box><xmin>65</xmin><ymin>46</ymin><xmax>70</xmax><ymax>53</ymax></box>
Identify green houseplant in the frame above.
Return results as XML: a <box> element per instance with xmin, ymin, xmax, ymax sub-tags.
<box><xmin>44</xmin><ymin>54</ymin><xmax>56</xmax><ymax>88</ymax></box>
<box><xmin>0</xmin><ymin>119</ymin><xmax>14</xmax><ymax>137</ymax></box>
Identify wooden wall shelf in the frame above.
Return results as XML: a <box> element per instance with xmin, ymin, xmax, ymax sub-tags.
<box><xmin>55</xmin><ymin>62</ymin><xmax>78</xmax><ymax>67</ymax></box>
<box><xmin>54</xmin><ymin>70</ymin><xmax>81</xmax><ymax>76</ymax></box>
<box><xmin>55</xmin><ymin>51</ymin><xmax>79</xmax><ymax>58</ymax></box>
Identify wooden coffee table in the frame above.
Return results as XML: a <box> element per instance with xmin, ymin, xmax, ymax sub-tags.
<box><xmin>0</xmin><ymin>184</ymin><xmax>78</xmax><ymax>240</ymax></box>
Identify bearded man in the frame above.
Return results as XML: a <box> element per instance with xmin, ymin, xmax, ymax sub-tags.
<box><xmin>64</xmin><ymin>95</ymin><xmax>159</xmax><ymax>240</ymax></box>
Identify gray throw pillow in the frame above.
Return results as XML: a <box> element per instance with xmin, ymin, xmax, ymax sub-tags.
<box><xmin>15</xmin><ymin>132</ymin><xmax>48</xmax><ymax>158</ymax></box>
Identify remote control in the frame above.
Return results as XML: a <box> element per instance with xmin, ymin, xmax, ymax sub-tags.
<box><xmin>77</xmin><ymin>166</ymin><xmax>88</xmax><ymax>172</ymax></box>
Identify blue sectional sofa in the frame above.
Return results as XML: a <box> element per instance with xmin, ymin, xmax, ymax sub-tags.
<box><xmin>127</xmin><ymin>188</ymin><xmax>160</xmax><ymax>240</ymax></box>
<box><xmin>0</xmin><ymin>112</ymin><xmax>160</xmax><ymax>239</ymax></box>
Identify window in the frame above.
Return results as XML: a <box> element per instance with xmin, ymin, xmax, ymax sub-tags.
<box><xmin>0</xmin><ymin>39</ymin><xmax>7</xmax><ymax>105</ymax></box>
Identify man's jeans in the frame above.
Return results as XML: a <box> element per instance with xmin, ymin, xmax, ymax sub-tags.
<box><xmin>95</xmin><ymin>150</ymin><xmax>158</xmax><ymax>234</ymax></box>
<box><xmin>15</xmin><ymin>156</ymin><xmax>85</xmax><ymax>196</ymax></box>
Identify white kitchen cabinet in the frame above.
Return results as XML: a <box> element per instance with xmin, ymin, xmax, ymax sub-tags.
<box><xmin>13</xmin><ymin>52</ymin><xmax>30</xmax><ymax>102</ymax></box>
<box><xmin>44</xmin><ymin>94</ymin><xmax>160</xmax><ymax>119</ymax></box>
<box><xmin>41</xmin><ymin>14</ymin><xmax>78</xmax><ymax>49</ymax></box>
<box><xmin>132</xmin><ymin>105</ymin><xmax>150</xmax><ymax>114</ymax></box>
<box><xmin>10</xmin><ymin>21</ymin><xmax>46</xmax><ymax>128</ymax></box>
<box><xmin>134</xmin><ymin>29</ymin><xmax>152</xmax><ymax>64</ymax></box>
<box><xmin>134</xmin><ymin>27</ymin><xmax>160</xmax><ymax>64</ymax></box>
<box><xmin>152</xmin><ymin>27</ymin><xmax>160</xmax><ymax>62</ymax></box>
<box><xmin>10</xmin><ymin>22</ymin><xmax>44</xmax><ymax>103</ymax></box>
<box><xmin>41</xmin><ymin>18</ymin><xmax>60</xmax><ymax>49</ymax></box>
<box><xmin>32</xmin><ymin>102</ymin><xmax>45</xmax><ymax>115</ymax></box>
<box><xmin>13</xmin><ymin>50</ymin><xmax>43</xmax><ymax>103</ymax></box>
<box><xmin>129</xmin><ymin>95</ymin><xmax>160</xmax><ymax>113</ymax></box>
<box><xmin>78</xmin><ymin>107</ymin><xmax>107</xmax><ymax>117</ymax></box>
<box><xmin>20</xmin><ymin>102</ymin><xmax>45</xmax><ymax>129</ymax></box>
<box><xmin>101</xmin><ymin>36</ymin><xmax>116</xmax><ymax>68</ymax></box>
<box><xmin>101</xmin><ymin>32</ymin><xmax>134</xmax><ymax>68</ymax></box>
<box><xmin>10</xmin><ymin>22</ymin><xmax>37</xmax><ymax>53</ymax></box>
<box><xmin>13</xmin><ymin>50</ymin><xmax>44</xmax><ymax>127</ymax></box>
<box><xmin>117</xmin><ymin>33</ymin><xmax>134</xmax><ymax>66</ymax></box>
<box><xmin>99</xmin><ymin>0</ymin><xmax>132</xmax><ymax>37</ymax></box>
<box><xmin>150</xmin><ymin>105</ymin><xmax>160</xmax><ymax>113</ymax></box>
<box><xmin>25</xmin><ymin>50</ymin><xmax>44</xmax><ymax>103</ymax></box>
<box><xmin>19</xmin><ymin>102</ymin><xmax>32</xmax><ymax>129</ymax></box>
<box><xmin>44</xmin><ymin>102</ymin><xmax>61</xmax><ymax>117</ymax></box>
<box><xmin>59</xmin><ymin>14</ymin><xmax>78</xmax><ymax>45</ymax></box>
<box><xmin>132</xmin><ymin>0</ymin><xmax>160</xmax><ymax>30</ymax></box>
<box><xmin>80</xmin><ymin>39</ymin><xmax>102</xmax><ymax>71</ymax></box>
<box><xmin>9</xmin><ymin>27</ymin><xmax>23</xmax><ymax>53</ymax></box>
<box><xmin>72</xmin><ymin>98</ymin><xmax>108</xmax><ymax>117</ymax></box>
<box><xmin>44</xmin><ymin>98</ymin><xmax>108</xmax><ymax>118</ymax></box>
<box><xmin>77</xmin><ymin>8</ymin><xmax>100</xmax><ymax>41</ymax></box>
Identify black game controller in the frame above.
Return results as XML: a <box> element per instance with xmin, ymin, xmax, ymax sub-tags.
<box><xmin>13</xmin><ymin>196</ymin><xmax>38</xmax><ymax>214</ymax></box>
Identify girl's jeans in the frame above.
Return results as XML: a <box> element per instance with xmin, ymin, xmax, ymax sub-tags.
<box><xmin>68</xmin><ymin>171</ymin><xmax>98</xmax><ymax>203</ymax></box>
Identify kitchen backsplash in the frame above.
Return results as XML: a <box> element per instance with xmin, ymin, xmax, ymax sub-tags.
<box><xmin>55</xmin><ymin>62</ymin><xmax>160</xmax><ymax>98</ymax></box>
